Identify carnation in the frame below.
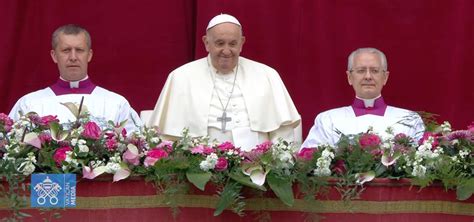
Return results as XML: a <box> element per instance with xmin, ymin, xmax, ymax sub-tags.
<box><xmin>53</xmin><ymin>146</ymin><xmax>73</xmax><ymax>166</ymax></box>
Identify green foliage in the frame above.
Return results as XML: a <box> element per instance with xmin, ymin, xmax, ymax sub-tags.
<box><xmin>266</xmin><ymin>172</ymin><xmax>294</xmax><ymax>206</ymax></box>
<box><xmin>213</xmin><ymin>180</ymin><xmax>244</xmax><ymax>216</ymax></box>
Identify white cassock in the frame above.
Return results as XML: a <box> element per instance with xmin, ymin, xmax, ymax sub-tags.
<box><xmin>9</xmin><ymin>78</ymin><xmax>142</xmax><ymax>134</ymax></box>
<box><xmin>301</xmin><ymin>97</ymin><xmax>425</xmax><ymax>149</ymax></box>
<box><xmin>148</xmin><ymin>55</ymin><xmax>301</xmax><ymax>151</ymax></box>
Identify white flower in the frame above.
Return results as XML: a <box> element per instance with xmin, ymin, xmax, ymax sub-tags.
<box><xmin>71</xmin><ymin>138</ymin><xmax>78</xmax><ymax>146</ymax></box>
<box><xmin>18</xmin><ymin>152</ymin><xmax>37</xmax><ymax>176</ymax></box>
<box><xmin>440</xmin><ymin>121</ymin><xmax>452</xmax><ymax>133</ymax></box>
<box><xmin>199</xmin><ymin>153</ymin><xmax>218</xmax><ymax>171</ymax></box>
<box><xmin>150</xmin><ymin>137</ymin><xmax>160</xmax><ymax>144</ymax></box>
<box><xmin>105</xmin><ymin>162</ymin><xmax>121</xmax><ymax>173</ymax></box>
<box><xmin>412</xmin><ymin>164</ymin><xmax>427</xmax><ymax>177</ymax></box>
<box><xmin>78</xmin><ymin>144</ymin><xmax>89</xmax><ymax>153</ymax></box>
<box><xmin>459</xmin><ymin>150</ymin><xmax>469</xmax><ymax>158</ymax></box>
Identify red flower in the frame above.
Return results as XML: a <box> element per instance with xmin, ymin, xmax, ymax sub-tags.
<box><xmin>215</xmin><ymin>157</ymin><xmax>228</xmax><ymax>171</ymax></box>
<box><xmin>332</xmin><ymin>160</ymin><xmax>347</xmax><ymax>175</ymax></box>
<box><xmin>297</xmin><ymin>148</ymin><xmax>316</xmax><ymax>161</ymax></box>
<box><xmin>82</xmin><ymin>121</ymin><xmax>101</xmax><ymax>140</ymax></box>
<box><xmin>359</xmin><ymin>133</ymin><xmax>381</xmax><ymax>148</ymax></box>
<box><xmin>53</xmin><ymin>146</ymin><xmax>73</xmax><ymax>166</ymax></box>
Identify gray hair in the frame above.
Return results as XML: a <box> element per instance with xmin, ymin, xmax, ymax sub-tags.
<box><xmin>347</xmin><ymin>47</ymin><xmax>387</xmax><ymax>71</ymax></box>
<box><xmin>51</xmin><ymin>24</ymin><xmax>91</xmax><ymax>49</ymax></box>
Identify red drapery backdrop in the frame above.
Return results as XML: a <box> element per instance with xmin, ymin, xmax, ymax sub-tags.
<box><xmin>1</xmin><ymin>0</ymin><xmax>473</xmax><ymax>136</ymax></box>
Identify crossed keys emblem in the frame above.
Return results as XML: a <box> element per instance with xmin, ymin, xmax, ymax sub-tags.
<box><xmin>34</xmin><ymin>176</ymin><xmax>62</xmax><ymax>205</ymax></box>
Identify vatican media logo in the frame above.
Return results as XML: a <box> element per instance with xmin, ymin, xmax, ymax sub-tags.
<box><xmin>31</xmin><ymin>174</ymin><xmax>76</xmax><ymax>208</ymax></box>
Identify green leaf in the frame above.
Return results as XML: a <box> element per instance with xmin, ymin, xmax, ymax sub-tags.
<box><xmin>456</xmin><ymin>178</ymin><xmax>474</xmax><ymax>201</ymax></box>
<box><xmin>229</xmin><ymin>172</ymin><xmax>267</xmax><ymax>191</ymax></box>
<box><xmin>214</xmin><ymin>181</ymin><xmax>242</xmax><ymax>216</ymax></box>
<box><xmin>266</xmin><ymin>172</ymin><xmax>294</xmax><ymax>206</ymax></box>
<box><xmin>186</xmin><ymin>171</ymin><xmax>211</xmax><ymax>191</ymax></box>
<box><xmin>49</xmin><ymin>122</ymin><xmax>68</xmax><ymax>141</ymax></box>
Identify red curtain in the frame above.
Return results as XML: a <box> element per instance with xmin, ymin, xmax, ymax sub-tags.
<box><xmin>1</xmin><ymin>0</ymin><xmax>473</xmax><ymax>135</ymax></box>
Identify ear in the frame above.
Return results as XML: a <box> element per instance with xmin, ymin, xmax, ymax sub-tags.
<box><xmin>87</xmin><ymin>49</ymin><xmax>93</xmax><ymax>62</ymax></box>
<box><xmin>202</xmin><ymin>35</ymin><xmax>210</xmax><ymax>52</ymax></box>
<box><xmin>50</xmin><ymin>49</ymin><xmax>58</xmax><ymax>63</ymax></box>
<box><xmin>346</xmin><ymin>71</ymin><xmax>353</xmax><ymax>85</ymax></box>
<box><xmin>383</xmin><ymin>71</ymin><xmax>389</xmax><ymax>85</ymax></box>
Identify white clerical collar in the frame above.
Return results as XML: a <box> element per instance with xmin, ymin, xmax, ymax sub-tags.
<box><xmin>59</xmin><ymin>75</ymin><xmax>89</xmax><ymax>88</ymax></box>
<box><xmin>356</xmin><ymin>95</ymin><xmax>382</xmax><ymax>108</ymax></box>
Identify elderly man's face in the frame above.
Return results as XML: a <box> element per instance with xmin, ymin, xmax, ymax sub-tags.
<box><xmin>347</xmin><ymin>52</ymin><xmax>389</xmax><ymax>99</ymax></box>
<box><xmin>203</xmin><ymin>23</ymin><xmax>245</xmax><ymax>74</ymax></box>
<box><xmin>50</xmin><ymin>32</ymin><xmax>93</xmax><ymax>81</ymax></box>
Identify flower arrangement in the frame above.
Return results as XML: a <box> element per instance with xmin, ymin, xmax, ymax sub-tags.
<box><xmin>1</xmin><ymin>110</ymin><xmax>473</xmax><ymax>220</ymax></box>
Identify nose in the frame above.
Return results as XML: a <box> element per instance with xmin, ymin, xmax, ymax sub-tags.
<box><xmin>221</xmin><ymin>46</ymin><xmax>232</xmax><ymax>56</ymax></box>
<box><xmin>69</xmin><ymin>50</ymin><xmax>78</xmax><ymax>61</ymax></box>
<box><xmin>363</xmin><ymin>70</ymin><xmax>373</xmax><ymax>80</ymax></box>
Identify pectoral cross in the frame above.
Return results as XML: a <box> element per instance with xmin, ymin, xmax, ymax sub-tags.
<box><xmin>217</xmin><ymin>112</ymin><xmax>232</xmax><ymax>132</ymax></box>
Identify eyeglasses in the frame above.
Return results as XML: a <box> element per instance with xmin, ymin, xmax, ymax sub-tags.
<box><xmin>350</xmin><ymin>67</ymin><xmax>385</xmax><ymax>75</ymax></box>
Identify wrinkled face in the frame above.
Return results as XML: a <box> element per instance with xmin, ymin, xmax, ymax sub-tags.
<box><xmin>50</xmin><ymin>32</ymin><xmax>93</xmax><ymax>81</ymax></box>
<box><xmin>347</xmin><ymin>52</ymin><xmax>389</xmax><ymax>99</ymax></box>
<box><xmin>202</xmin><ymin>23</ymin><xmax>245</xmax><ymax>74</ymax></box>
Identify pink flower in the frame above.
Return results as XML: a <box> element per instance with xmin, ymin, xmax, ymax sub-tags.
<box><xmin>38</xmin><ymin>132</ymin><xmax>52</xmax><ymax>144</ymax></box>
<box><xmin>190</xmin><ymin>145</ymin><xmax>213</xmax><ymax>155</ymax></box>
<box><xmin>297</xmin><ymin>148</ymin><xmax>316</xmax><ymax>161</ymax></box>
<box><xmin>418</xmin><ymin>132</ymin><xmax>439</xmax><ymax>147</ymax></box>
<box><xmin>359</xmin><ymin>133</ymin><xmax>381</xmax><ymax>148</ymax></box>
<box><xmin>53</xmin><ymin>146</ymin><xmax>73</xmax><ymax>166</ymax></box>
<box><xmin>123</xmin><ymin>149</ymin><xmax>140</xmax><ymax>166</ymax></box>
<box><xmin>157</xmin><ymin>141</ymin><xmax>173</xmax><ymax>153</ymax></box>
<box><xmin>82</xmin><ymin>121</ymin><xmax>101</xmax><ymax>140</ymax></box>
<box><xmin>215</xmin><ymin>157</ymin><xmax>228</xmax><ymax>171</ymax></box>
<box><xmin>105</xmin><ymin>138</ymin><xmax>118</xmax><ymax>151</ymax></box>
<box><xmin>217</xmin><ymin>142</ymin><xmax>234</xmax><ymax>152</ymax></box>
<box><xmin>121</xmin><ymin>128</ymin><xmax>127</xmax><ymax>138</ymax></box>
<box><xmin>332</xmin><ymin>160</ymin><xmax>347</xmax><ymax>175</ymax></box>
<box><xmin>255</xmin><ymin>141</ymin><xmax>272</xmax><ymax>153</ymax></box>
<box><xmin>40</xmin><ymin>115</ymin><xmax>59</xmax><ymax>126</ymax></box>
<box><xmin>144</xmin><ymin>148</ymin><xmax>168</xmax><ymax>167</ymax></box>
<box><xmin>468</xmin><ymin>122</ymin><xmax>474</xmax><ymax>133</ymax></box>
<box><xmin>0</xmin><ymin>113</ymin><xmax>13</xmax><ymax>132</ymax></box>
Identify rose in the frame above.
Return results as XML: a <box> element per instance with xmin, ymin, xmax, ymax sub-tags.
<box><xmin>82</xmin><ymin>121</ymin><xmax>101</xmax><ymax>140</ymax></box>
<box><xmin>53</xmin><ymin>146</ymin><xmax>73</xmax><ymax>166</ymax></box>
<box><xmin>144</xmin><ymin>148</ymin><xmax>168</xmax><ymax>167</ymax></box>
<box><xmin>215</xmin><ymin>157</ymin><xmax>228</xmax><ymax>171</ymax></box>
<box><xmin>40</xmin><ymin>115</ymin><xmax>59</xmax><ymax>126</ymax></box>
<box><xmin>359</xmin><ymin>133</ymin><xmax>382</xmax><ymax>148</ymax></box>
<box><xmin>297</xmin><ymin>148</ymin><xmax>316</xmax><ymax>161</ymax></box>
